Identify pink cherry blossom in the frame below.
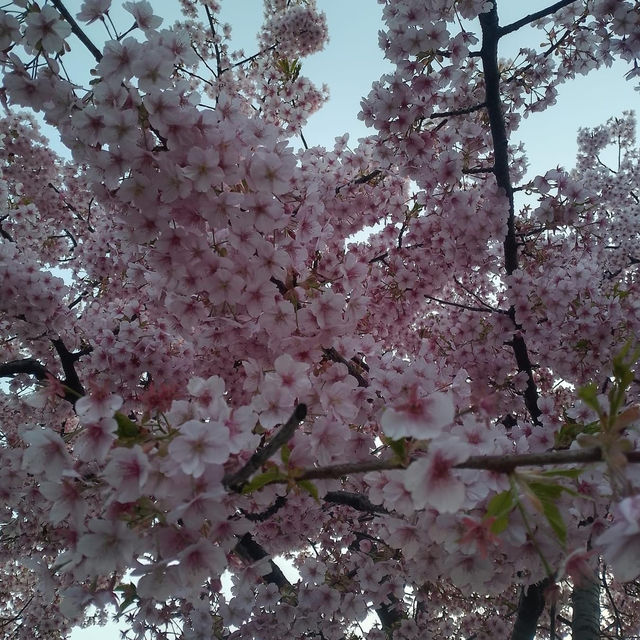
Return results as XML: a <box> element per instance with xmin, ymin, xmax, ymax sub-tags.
<box><xmin>404</xmin><ymin>439</ymin><xmax>471</xmax><ymax>513</ymax></box>
<box><xmin>76</xmin><ymin>518</ymin><xmax>139</xmax><ymax>576</ymax></box>
<box><xmin>24</xmin><ymin>6</ymin><xmax>71</xmax><ymax>53</ymax></box>
<box><xmin>596</xmin><ymin>496</ymin><xmax>640</xmax><ymax>582</ymax></box>
<box><xmin>102</xmin><ymin>445</ymin><xmax>150</xmax><ymax>503</ymax></box>
<box><xmin>168</xmin><ymin>419</ymin><xmax>231</xmax><ymax>477</ymax></box>
<box><xmin>76</xmin><ymin>0</ymin><xmax>112</xmax><ymax>24</ymax></box>
<box><xmin>21</xmin><ymin>427</ymin><xmax>72</xmax><ymax>480</ymax></box>
<box><xmin>381</xmin><ymin>388</ymin><xmax>455</xmax><ymax>440</ymax></box>
<box><xmin>123</xmin><ymin>0</ymin><xmax>162</xmax><ymax>31</ymax></box>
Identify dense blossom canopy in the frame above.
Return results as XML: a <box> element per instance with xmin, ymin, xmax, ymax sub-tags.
<box><xmin>0</xmin><ymin>0</ymin><xmax>639</xmax><ymax>639</ymax></box>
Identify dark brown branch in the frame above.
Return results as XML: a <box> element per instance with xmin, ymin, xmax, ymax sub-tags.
<box><xmin>240</xmin><ymin>496</ymin><xmax>288</xmax><ymax>522</ymax></box>
<box><xmin>50</xmin><ymin>0</ymin><xmax>103</xmax><ymax>62</ymax></box>
<box><xmin>430</xmin><ymin>102</ymin><xmax>486</xmax><ymax>118</ymax></box>
<box><xmin>0</xmin><ymin>359</ymin><xmax>49</xmax><ymax>381</ymax></box>
<box><xmin>480</xmin><ymin>2</ymin><xmax>541</xmax><ymax>424</ymax></box>
<box><xmin>203</xmin><ymin>5</ymin><xmax>222</xmax><ymax>77</ymax></box>
<box><xmin>224</xmin><ymin>404</ymin><xmax>307</xmax><ymax>490</ymax></box>
<box><xmin>324</xmin><ymin>490</ymin><xmax>389</xmax><ymax>514</ymax></box>
<box><xmin>463</xmin><ymin>166</ymin><xmax>494</xmax><ymax>175</ymax></box>
<box><xmin>322</xmin><ymin>347</ymin><xmax>369</xmax><ymax>387</ymax></box>
<box><xmin>424</xmin><ymin>293</ymin><xmax>505</xmax><ymax>315</ymax></box>
<box><xmin>224</xmin><ymin>44</ymin><xmax>278</xmax><ymax>73</ymax></box>
<box><xmin>51</xmin><ymin>338</ymin><xmax>86</xmax><ymax>400</ymax></box>
<box><xmin>498</xmin><ymin>0</ymin><xmax>581</xmax><ymax>38</ymax></box>
<box><xmin>336</xmin><ymin>170</ymin><xmax>382</xmax><ymax>195</ymax></box>
<box><xmin>0</xmin><ymin>217</ymin><xmax>14</xmax><ymax>242</ymax></box>
<box><xmin>510</xmin><ymin>578</ymin><xmax>550</xmax><ymax>640</ymax></box>
<box><xmin>292</xmin><ymin>459</ymin><xmax>403</xmax><ymax>482</ymax></box>
<box><xmin>263</xmin><ymin>447</ymin><xmax>640</xmax><ymax>486</ymax></box>
<box><xmin>234</xmin><ymin>533</ymin><xmax>292</xmax><ymax>591</ymax></box>
<box><xmin>0</xmin><ymin>595</ymin><xmax>34</xmax><ymax>629</ymax></box>
<box><xmin>369</xmin><ymin>252</ymin><xmax>389</xmax><ymax>264</ymax></box>
<box><xmin>601</xmin><ymin>563</ymin><xmax>623</xmax><ymax>637</ymax></box>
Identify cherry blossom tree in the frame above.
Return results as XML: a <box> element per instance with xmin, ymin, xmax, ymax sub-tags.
<box><xmin>1</xmin><ymin>0</ymin><xmax>639</xmax><ymax>639</ymax></box>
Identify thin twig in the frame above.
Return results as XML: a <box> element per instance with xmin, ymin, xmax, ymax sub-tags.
<box><xmin>424</xmin><ymin>293</ymin><xmax>504</xmax><ymax>315</ymax></box>
<box><xmin>430</xmin><ymin>102</ymin><xmax>486</xmax><ymax>118</ymax></box>
<box><xmin>50</xmin><ymin>0</ymin><xmax>103</xmax><ymax>62</ymax></box>
<box><xmin>498</xmin><ymin>0</ymin><xmax>581</xmax><ymax>37</ymax></box>
<box><xmin>322</xmin><ymin>347</ymin><xmax>369</xmax><ymax>388</ymax></box>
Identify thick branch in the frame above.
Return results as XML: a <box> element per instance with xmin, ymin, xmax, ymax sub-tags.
<box><xmin>498</xmin><ymin>0</ymin><xmax>581</xmax><ymax>38</ymax></box>
<box><xmin>571</xmin><ymin>578</ymin><xmax>600</xmax><ymax>640</ymax></box>
<box><xmin>51</xmin><ymin>338</ymin><xmax>86</xmax><ymax>400</ymax></box>
<box><xmin>50</xmin><ymin>0</ymin><xmax>103</xmax><ymax>62</ymax></box>
<box><xmin>480</xmin><ymin>2</ymin><xmax>541</xmax><ymax>424</ymax></box>
<box><xmin>459</xmin><ymin>447</ymin><xmax>640</xmax><ymax>473</ymax></box>
<box><xmin>234</xmin><ymin>533</ymin><xmax>291</xmax><ymax>591</ymax></box>
<box><xmin>510</xmin><ymin>578</ymin><xmax>550</xmax><ymax>640</ymax></box>
<box><xmin>224</xmin><ymin>404</ymin><xmax>307</xmax><ymax>490</ymax></box>
<box><xmin>0</xmin><ymin>359</ymin><xmax>49</xmax><ymax>381</ymax></box>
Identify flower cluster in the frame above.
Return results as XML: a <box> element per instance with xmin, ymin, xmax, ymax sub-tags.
<box><xmin>0</xmin><ymin>1</ymin><xmax>639</xmax><ymax>639</ymax></box>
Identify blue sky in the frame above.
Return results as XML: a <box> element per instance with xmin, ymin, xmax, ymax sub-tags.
<box><xmin>7</xmin><ymin>1</ymin><xmax>635</xmax><ymax>638</ymax></box>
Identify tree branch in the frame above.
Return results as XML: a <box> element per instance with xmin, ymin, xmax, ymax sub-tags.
<box><xmin>424</xmin><ymin>293</ymin><xmax>506</xmax><ymax>315</ymax></box>
<box><xmin>51</xmin><ymin>338</ymin><xmax>86</xmax><ymax>400</ymax></box>
<box><xmin>322</xmin><ymin>347</ymin><xmax>369</xmax><ymax>387</ymax></box>
<box><xmin>0</xmin><ymin>359</ymin><xmax>49</xmax><ymax>381</ymax></box>
<box><xmin>430</xmin><ymin>102</ymin><xmax>486</xmax><ymax>118</ymax></box>
<box><xmin>223</xmin><ymin>404</ymin><xmax>307</xmax><ymax>490</ymax></box>
<box><xmin>50</xmin><ymin>0</ymin><xmax>103</xmax><ymax>62</ymax></box>
<box><xmin>480</xmin><ymin>2</ymin><xmax>541</xmax><ymax>424</ymax></box>
<box><xmin>324</xmin><ymin>490</ymin><xmax>389</xmax><ymax>514</ymax></box>
<box><xmin>262</xmin><ymin>447</ymin><xmax>640</xmax><ymax>486</ymax></box>
<box><xmin>233</xmin><ymin>533</ymin><xmax>292</xmax><ymax>591</ymax></box>
<box><xmin>498</xmin><ymin>0</ymin><xmax>581</xmax><ymax>38</ymax></box>
<box><xmin>510</xmin><ymin>578</ymin><xmax>550</xmax><ymax>640</ymax></box>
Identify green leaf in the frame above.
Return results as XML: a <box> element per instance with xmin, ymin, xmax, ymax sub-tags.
<box><xmin>486</xmin><ymin>490</ymin><xmax>516</xmax><ymax>520</ymax></box>
<box><xmin>280</xmin><ymin>444</ymin><xmax>291</xmax><ymax>465</ymax></box>
<box><xmin>115</xmin><ymin>582</ymin><xmax>138</xmax><ymax>617</ymax></box>
<box><xmin>538</xmin><ymin>468</ymin><xmax>583</xmax><ymax>479</ymax></box>
<box><xmin>542</xmin><ymin>498</ymin><xmax>567</xmax><ymax>546</ymax></box>
<box><xmin>297</xmin><ymin>480</ymin><xmax>319</xmax><ymax>501</ymax></box>
<box><xmin>115</xmin><ymin>412</ymin><xmax>140</xmax><ymax>439</ymax></box>
<box><xmin>612</xmin><ymin>342</ymin><xmax>640</xmax><ymax>388</ymax></box>
<box><xmin>527</xmin><ymin>481</ymin><xmax>567</xmax><ymax>546</ymax></box>
<box><xmin>241</xmin><ymin>467</ymin><xmax>285</xmax><ymax>494</ymax></box>
<box><xmin>528</xmin><ymin>481</ymin><xmax>563</xmax><ymax>501</ymax></box>
<box><xmin>577</xmin><ymin>383</ymin><xmax>601</xmax><ymax>413</ymax></box>
<box><xmin>490</xmin><ymin>514</ymin><xmax>510</xmax><ymax>535</ymax></box>
<box><xmin>388</xmin><ymin>438</ymin><xmax>407</xmax><ymax>460</ymax></box>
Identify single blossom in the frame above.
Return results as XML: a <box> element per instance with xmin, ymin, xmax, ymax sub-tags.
<box><xmin>76</xmin><ymin>0</ymin><xmax>112</xmax><ymax>24</ymax></box>
<box><xmin>24</xmin><ymin>6</ymin><xmax>71</xmax><ymax>53</ymax></box>
<box><xmin>381</xmin><ymin>388</ymin><xmax>455</xmax><ymax>440</ymax></box>
<box><xmin>404</xmin><ymin>438</ymin><xmax>470</xmax><ymax>513</ymax></box>
<box><xmin>168</xmin><ymin>419</ymin><xmax>231</xmax><ymax>477</ymax></box>
<box><xmin>596</xmin><ymin>496</ymin><xmax>640</xmax><ymax>582</ymax></box>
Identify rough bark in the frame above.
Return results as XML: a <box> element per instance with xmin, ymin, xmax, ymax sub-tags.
<box><xmin>510</xmin><ymin>579</ymin><xmax>550</xmax><ymax>640</ymax></box>
<box><xmin>572</xmin><ymin>580</ymin><xmax>601</xmax><ymax>640</ymax></box>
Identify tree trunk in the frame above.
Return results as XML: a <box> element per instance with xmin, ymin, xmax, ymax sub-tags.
<box><xmin>510</xmin><ymin>579</ymin><xmax>549</xmax><ymax>640</ymax></box>
<box><xmin>571</xmin><ymin>580</ymin><xmax>600</xmax><ymax>640</ymax></box>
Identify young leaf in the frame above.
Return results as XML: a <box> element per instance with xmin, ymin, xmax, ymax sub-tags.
<box><xmin>241</xmin><ymin>467</ymin><xmax>285</xmax><ymax>494</ymax></box>
<box><xmin>115</xmin><ymin>412</ymin><xmax>140</xmax><ymax>439</ymax></box>
<box><xmin>486</xmin><ymin>490</ymin><xmax>516</xmax><ymax>520</ymax></box>
<box><xmin>297</xmin><ymin>479</ymin><xmax>319</xmax><ymax>501</ymax></box>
